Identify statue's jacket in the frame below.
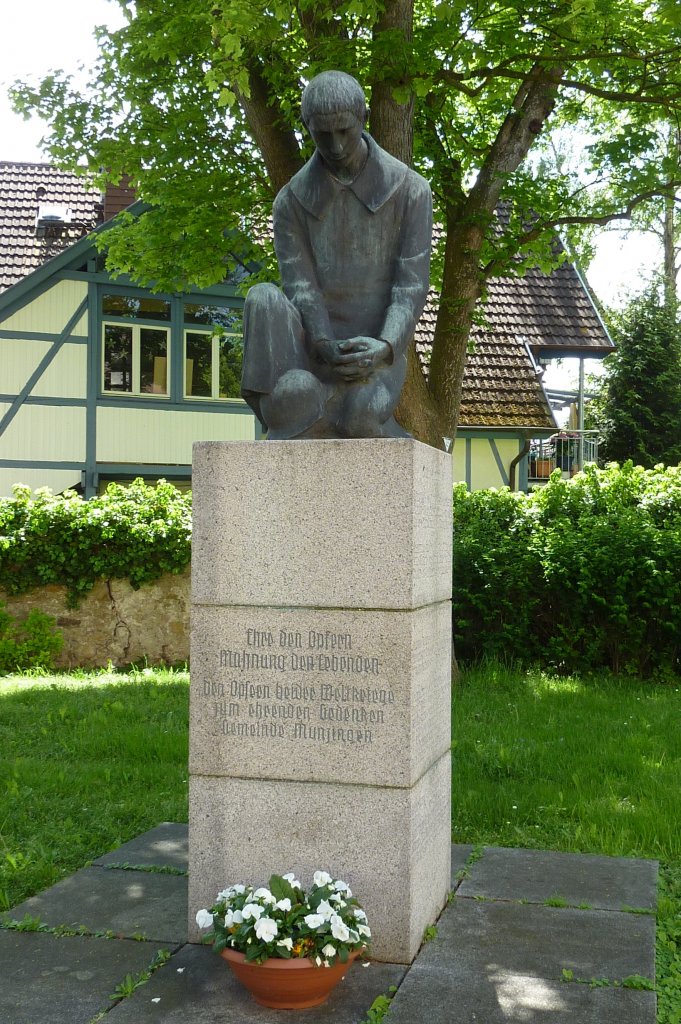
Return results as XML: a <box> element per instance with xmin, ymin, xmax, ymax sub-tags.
<box><xmin>272</xmin><ymin>133</ymin><xmax>433</xmax><ymax>363</ymax></box>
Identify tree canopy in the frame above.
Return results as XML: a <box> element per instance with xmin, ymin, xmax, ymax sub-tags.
<box><xmin>12</xmin><ymin>0</ymin><xmax>681</xmax><ymax>442</ymax></box>
<box><xmin>591</xmin><ymin>285</ymin><xmax>681</xmax><ymax>468</ymax></box>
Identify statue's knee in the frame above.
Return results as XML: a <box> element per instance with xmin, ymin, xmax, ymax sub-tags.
<box><xmin>244</xmin><ymin>282</ymin><xmax>284</xmax><ymax>315</ymax></box>
<box><xmin>340</xmin><ymin>384</ymin><xmax>390</xmax><ymax>437</ymax></box>
<box><xmin>262</xmin><ymin>370</ymin><xmax>328</xmax><ymax>439</ymax></box>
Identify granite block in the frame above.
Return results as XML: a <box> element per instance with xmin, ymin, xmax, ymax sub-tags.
<box><xmin>93</xmin><ymin>823</ymin><xmax>188</xmax><ymax>870</ymax></box>
<box><xmin>0</xmin><ymin>930</ymin><xmax>169</xmax><ymax>1024</ymax></box>
<box><xmin>189</xmin><ymin>602</ymin><xmax>451</xmax><ymax>787</ymax></box>
<box><xmin>191</xmin><ymin>439</ymin><xmax>452</xmax><ymax>611</ymax></box>
<box><xmin>457</xmin><ymin>846</ymin><xmax>658</xmax><ymax>912</ymax></box>
<box><xmin>387</xmin><ymin>897</ymin><xmax>656</xmax><ymax>1024</ymax></box>
<box><xmin>105</xmin><ymin>942</ymin><xmax>407</xmax><ymax>1023</ymax></box>
<box><xmin>188</xmin><ymin>751</ymin><xmax>451</xmax><ymax>963</ymax></box>
<box><xmin>5</xmin><ymin>867</ymin><xmax>187</xmax><ymax>944</ymax></box>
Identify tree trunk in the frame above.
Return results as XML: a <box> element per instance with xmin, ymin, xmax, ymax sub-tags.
<box><xmin>236</xmin><ymin>61</ymin><xmax>304</xmax><ymax>193</ymax></box>
<box><xmin>369</xmin><ymin>0</ymin><xmax>415</xmax><ymax>165</ymax></box>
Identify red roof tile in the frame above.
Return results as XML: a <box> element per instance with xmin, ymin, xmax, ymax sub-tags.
<box><xmin>0</xmin><ymin>162</ymin><xmax>101</xmax><ymax>292</ymax></box>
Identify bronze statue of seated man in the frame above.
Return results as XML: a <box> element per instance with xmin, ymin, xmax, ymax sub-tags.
<box><xmin>240</xmin><ymin>70</ymin><xmax>432</xmax><ymax>440</ymax></box>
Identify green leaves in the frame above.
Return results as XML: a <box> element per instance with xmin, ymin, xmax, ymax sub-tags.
<box><xmin>453</xmin><ymin>464</ymin><xmax>681</xmax><ymax>676</ymax></box>
<box><xmin>0</xmin><ymin>479</ymin><xmax>192</xmax><ymax>607</ymax></box>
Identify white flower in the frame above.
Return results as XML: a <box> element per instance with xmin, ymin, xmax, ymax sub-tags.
<box><xmin>275</xmin><ymin>898</ymin><xmax>292</xmax><ymax>912</ymax></box>
<box><xmin>242</xmin><ymin>903</ymin><xmax>264</xmax><ymax>921</ymax></box>
<box><xmin>313</xmin><ymin>871</ymin><xmax>333</xmax><ymax>887</ymax></box>
<box><xmin>353</xmin><ymin>908</ymin><xmax>368</xmax><ymax>923</ymax></box>
<box><xmin>330</xmin><ymin>915</ymin><xmax>351</xmax><ymax>942</ymax></box>
<box><xmin>282</xmin><ymin>872</ymin><xmax>301</xmax><ymax>888</ymax></box>
<box><xmin>225</xmin><ymin>907</ymin><xmax>245</xmax><ymax>928</ymax></box>
<box><xmin>253</xmin><ymin>887</ymin><xmax>276</xmax><ymax>905</ymax></box>
<box><xmin>254</xmin><ymin>916</ymin><xmax>278</xmax><ymax>943</ymax></box>
<box><xmin>321</xmin><ymin>943</ymin><xmax>336</xmax><ymax>958</ymax></box>
<box><xmin>330</xmin><ymin>894</ymin><xmax>347</xmax><ymax>907</ymax></box>
<box><xmin>315</xmin><ymin>956</ymin><xmax>323</xmax><ymax>966</ymax></box>
<box><xmin>304</xmin><ymin>913</ymin><xmax>325</xmax><ymax>929</ymax></box>
<box><xmin>195</xmin><ymin>909</ymin><xmax>214</xmax><ymax>929</ymax></box>
<box><xmin>276</xmin><ymin>937</ymin><xmax>293</xmax><ymax>951</ymax></box>
<box><xmin>317</xmin><ymin>899</ymin><xmax>335</xmax><ymax>920</ymax></box>
<box><xmin>334</xmin><ymin>880</ymin><xmax>351</xmax><ymax>896</ymax></box>
<box><xmin>358</xmin><ymin>924</ymin><xmax>371</xmax><ymax>938</ymax></box>
<box><xmin>217</xmin><ymin>888</ymin><xmax>233</xmax><ymax>900</ymax></box>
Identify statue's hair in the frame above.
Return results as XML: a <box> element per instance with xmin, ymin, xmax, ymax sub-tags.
<box><xmin>301</xmin><ymin>71</ymin><xmax>367</xmax><ymax>124</ymax></box>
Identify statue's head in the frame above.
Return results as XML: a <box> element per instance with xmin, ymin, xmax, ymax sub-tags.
<box><xmin>301</xmin><ymin>71</ymin><xmax>367</xmax><ymax>127</ymax></box>
<box><xmin>301</xmin><ymin>71</ymin><xmax>368</xmax><ymax>175</ymax></box>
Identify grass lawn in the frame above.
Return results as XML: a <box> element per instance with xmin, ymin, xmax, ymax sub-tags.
<box><xmin>0</xmin><ymin>667</ymin><xmax>189</xmax><ymax>910</ymax></box>
<box><xmin>0</xmin><ymin>663</ymin><xmax>679</xmax><ymax>1020</ymax></box>
<box><xmin>452</xmin><ymin>663</ymin><xmax>681</xmax><ymax>1024</ymax></box>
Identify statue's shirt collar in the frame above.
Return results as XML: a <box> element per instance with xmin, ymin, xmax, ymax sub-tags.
<box><xmin>288</xmin><ymin>133</ymin><xmax>408</xmax><ymax>219</ymax></box>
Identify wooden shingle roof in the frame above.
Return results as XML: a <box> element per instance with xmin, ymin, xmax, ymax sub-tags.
<box><xmin>0</xmin><ymin>162</ymin><xmax>101</xmax><ymax>292</ymax></box>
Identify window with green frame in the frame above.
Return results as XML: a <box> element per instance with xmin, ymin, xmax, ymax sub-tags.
<box><xmin>184</xmin><ymin>304</ymin><xmax>243</xmax><ymax>400</ymax></box>
<box><xmin>100</xmin><ymin>292</ymin><xmax>244</xmax><ymax>401</ymax></box>
<box><xmin>102</xmin><ymin>294</ymin><xmax>171</xmax><ymax>396</ymax></box>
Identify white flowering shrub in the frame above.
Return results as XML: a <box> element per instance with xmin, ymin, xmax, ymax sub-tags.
<box><xmin>196</xmin><ymin>871</ymin><xmax>370</xmax><ymax>965</ymax></box>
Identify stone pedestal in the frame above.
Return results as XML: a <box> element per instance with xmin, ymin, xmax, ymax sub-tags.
<box><xmin>188</xmin><ymin>439</ymin><xmax>452</xmax><ymax>963</ymax></box>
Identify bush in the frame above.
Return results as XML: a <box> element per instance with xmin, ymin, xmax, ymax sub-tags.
<box><xmin>0</xmin><ymin>479</ymin><xmax>192</xmax><ymax>607</ymax></box>
<box><xmin>453</xmin><ymin>462</ymin><xmax>681</xmax><ymax>677</ymax></box>
<box><xmin>0</xmin><ymin>603</ymin><xmax>63</xmax><ymax>673</ymax></box>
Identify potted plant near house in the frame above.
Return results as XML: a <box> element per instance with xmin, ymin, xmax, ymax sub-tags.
<box><xmin>195</xmin><ymin>870</ymin><xmax>370</xmax><ymax>1008</ymax></box>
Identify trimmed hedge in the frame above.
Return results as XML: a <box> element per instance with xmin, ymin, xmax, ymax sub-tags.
<box><xmin>0</xmin><ymin>479</ymin><xmax>191</xmax><ymax>607</ymax></box>
<box><xmin>453</xmin><ymin>462</ymin><xmax>681</xmax><ymax>677</ymax></box>
<box><xmin>2</xmin><ymin>464</ymin><xmax>680</xmax><ymax>676</ymax></box>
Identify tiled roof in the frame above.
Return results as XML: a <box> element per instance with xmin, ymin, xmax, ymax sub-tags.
<box><xmin>0</xmin><ymin>162</ymin><xmax>102</xmax><ymax>292</ymax></box>
<box><xmin>415</xmin><ymin>227</ymin><xmax>613</xmax><ymax>429</ymax></box>
<box><xmin>481</xmin><ymin>258</ymin><xmax>614</xmax><ymax>355</ymax></box>
<box><xmin>416</xmin><ymin>295</ymin><xmax>556</xmax><ymax>430</ymax></box>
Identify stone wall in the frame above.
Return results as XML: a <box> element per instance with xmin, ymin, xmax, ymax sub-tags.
<box><xmin>1</xmin><ymin>568</ymin><xmax>190</xmax><ymax>669</ymax></box>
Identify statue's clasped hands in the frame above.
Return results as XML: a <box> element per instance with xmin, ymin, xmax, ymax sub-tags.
<box><xmin>316</xmin><ymin>337</ymin><xmax>391</xmax><ymax>381</ymax></box>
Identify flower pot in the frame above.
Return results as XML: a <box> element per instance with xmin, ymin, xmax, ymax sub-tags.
<box><xmin>220</xmin><ymin>948</ymin><xmax>361</xmax><ymax>1009</ymax></box>
<box><xmin>534</xmin><ymin>458</ymin><xmax>552</xmax><ymax>478</ymax></box>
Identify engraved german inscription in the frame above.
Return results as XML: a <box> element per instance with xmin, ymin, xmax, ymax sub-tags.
<box><xmin>202</xmin><ymin>622</ymin><xmax>395</xmax><ymax>747</ymax></box>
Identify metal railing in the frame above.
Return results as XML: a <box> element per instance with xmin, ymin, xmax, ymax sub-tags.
<box><xmin>528</xmin><ymin>431</ymin><xmax>600</xmax><ymax>482</ymax></box>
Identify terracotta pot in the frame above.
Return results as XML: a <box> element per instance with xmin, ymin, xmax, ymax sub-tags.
<box><xmin>220</xmin><ymin>947</ymin><xmax>361</xmax><ymax>1009</ymax></box>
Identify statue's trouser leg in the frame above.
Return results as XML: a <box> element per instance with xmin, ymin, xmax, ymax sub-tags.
<box><xmin>241</xmin><ymin>283</ymin><xmax>330</xmax><ymax>439</ymax></box>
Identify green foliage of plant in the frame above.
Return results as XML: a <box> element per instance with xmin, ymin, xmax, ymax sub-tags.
<box><xmin>453</xmin><ymin>462</ymin><xmax>681</xmax><ymax>676</ymax></box>
<box><xmin>0</xmin><ymin>479</ymin><xmax>192</xmax><ymax>606</ymax></box>
<box><xmin>590</xmin><ymin>286</ymin><xmax>681</xmax><ymax>469</ymax></box>
<box><xmin>360</xmin><ymin>986</ymin><xmax>398</xmax><ymax>1024</ymax></box>
<box><xmin>657</xmin><ymin>864</ymin><xmax>681</xmax><ymax>1024</ymax></box>
<box><xmin>0</xmin><ymin>603</ymin><xmax>62</xmax><ymax>673</ymax></box>
<box><xmin>108</xmin><ymin>950</ymin><xmax>170</xmax><ymax>1001</ymax></box>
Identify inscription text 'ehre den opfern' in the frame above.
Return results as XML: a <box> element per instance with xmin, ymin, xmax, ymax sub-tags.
<box><xmin>201</xmin><ymin>626</ymin><xmax>395</xmax><ymax>745</ymax></box>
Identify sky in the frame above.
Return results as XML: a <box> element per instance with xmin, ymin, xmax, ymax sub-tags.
<box><xmin>0</xmin><ymin>0</ymin><xmax>663</xmax><ymax>336</ymax></box>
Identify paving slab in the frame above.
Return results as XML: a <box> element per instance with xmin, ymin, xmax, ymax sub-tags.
<box><xmin>0</xmin><ymin>930</ymin><xmax>169</xmax><ymax>1024</ymax></box>
<box><xmin>386</xmin><ymin>897</ymin><xmax>656</xmax><ymax>1024</ymax></box>
<box><xmin>4</xmin><ymin>867</ymin><xmax>187</xmax><ymax>943</ymax></box>
<box><xmin>450</xmin><ymin>843</ymin><xmax>475</xmax><ymax>887</ymax></box>
<box><xmin>94</xmin><ymin>822</ymin><xmax>189</xmax><ymax>870</ymax></box>
<box><xmin>105</xmin><ymin>943</ymin><xmax>407</xmax><ymax>1023</ymax></box>
<box><xmin>457</xmin><ymin>847</ymin><xmax>658</xmax><ymax>911</ymax></box>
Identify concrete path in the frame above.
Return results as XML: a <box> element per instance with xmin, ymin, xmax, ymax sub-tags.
<box><xmin>0</xmin><ymin>825</ymin><xmax>658</xmax><ymax>1023</ymax></box>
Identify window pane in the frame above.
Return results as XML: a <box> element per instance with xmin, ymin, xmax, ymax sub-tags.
<box><xmin>103</xmin><ymin>294</ymin><xmax>171</xmax><ymax>322</ymax></box>
<box><xmin>184</xmin><ymin>304</ymin><xmax>243</xmax><ymax>333</ymax></box>
<box><xmin>218</xmin><ymin>335</ymin><xmax>244</xmax><ymax>398</ymax></box>
<box><xmin>103</xmin><ymin>324</ymin><xmax>133</xmax><ymax>392</ymax></box>
<box><xmin>185</xmin><ymin>332</ymin><xmax>212</xmax><ymax>397</ymax></box>
<box><xmin>140</xmin><ymin>329</ymin><xmax>169</xmax><ymax>394</ymax></box>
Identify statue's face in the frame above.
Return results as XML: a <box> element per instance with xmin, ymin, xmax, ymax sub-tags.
<box><xmin>306</xmin><ymin>111</ymin><xmax>365</xmax><ymax>173</ymax></box>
